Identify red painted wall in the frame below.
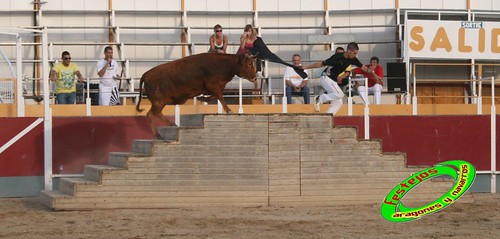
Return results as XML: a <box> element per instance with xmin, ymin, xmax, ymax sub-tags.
<box><xmin>0</xmin><ymin>115</ymin><xmax>498</xmax><ymax>177</ymax></box>
<box><xmin>0</xmin><ymin>116</ymin><xmax>155</xmax><ymax>176</ymax></box>
<box><xmin>0</xmin><ymin>118</ymin><xmax>44</xmax><ymax>177</ymax></box>
<box><xmin>51</xmin><ymin>117</ymin><xmax>155</xmax><ymax>174</ymax></box>
<box><xmin>334</xmin><ymin>115</ymin><xmax>497</xmax><ymax>171</ymax></box>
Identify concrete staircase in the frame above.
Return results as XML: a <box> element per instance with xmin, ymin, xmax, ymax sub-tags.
<box><xmin>39</xmin><ymin>114</ymin><xmax>457</xmax><ymax>210</ymax></box>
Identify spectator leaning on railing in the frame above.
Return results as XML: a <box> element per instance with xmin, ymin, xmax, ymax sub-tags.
<box><xmin>49</xmin><ymin>51</ymin><xmax>85</xmax><ymax>104</ymax></box>
<box><xmin>208</xmin><ymin>24</ymin><xmax>228</xmax><ymax>54</ymax></box>
<box><xmin>97</xmin><ymin>46</ymin><xmax>121</xmax><ymax>106</ymax></box>
<box><xmin>283</xmin><ymin>54</ymin><xmax>310</xmax><ymax>104</ymax></box>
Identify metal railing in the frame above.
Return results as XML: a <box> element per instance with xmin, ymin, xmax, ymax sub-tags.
<box><xmin>411</xmin><ymin>62</ymin><xmax>500</xmax><ymax>115</ymax></box>
<box><xmin>0</xmin><ymin>79</ymin><xmax>14</xmax><ymax>104</ymax></box>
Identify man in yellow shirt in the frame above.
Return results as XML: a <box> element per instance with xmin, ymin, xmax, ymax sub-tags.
<box><xmin>50</xmin><ymin>51</ymin><xmax>85</xmax><ymax>104</ymax></box>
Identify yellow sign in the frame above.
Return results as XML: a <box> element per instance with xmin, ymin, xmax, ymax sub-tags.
<box><xmin>405</xmin><ymin>20</ymin><xmax>500</xmax><ymax>59</ymax></box>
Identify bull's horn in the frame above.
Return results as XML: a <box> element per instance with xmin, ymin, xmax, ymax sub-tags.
<box><xmin>250</xmin><ymin>52</ymin><xmax>259</xmax><ymax>59</ymax></box>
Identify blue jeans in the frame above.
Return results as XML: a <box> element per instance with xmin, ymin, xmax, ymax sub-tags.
<box><xmin>286</xmin><ymin>85</ymin><xmax>310</xmax><ymax>104</ymax></box>
<box><xmin>56</xmin><ymin>92</ymin><xmax>76</xmax><ymax>104</ymax></box>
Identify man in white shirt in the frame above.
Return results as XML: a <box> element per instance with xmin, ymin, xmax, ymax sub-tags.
<box><xmin>96</xmin><ymin>46</ymin><xmax>121</xmax><ymax>105</ymax></box>
<box><xmin>283</xmin><ymin>54</ymin><xmax>309</xmax><ymax>104</ymax></box>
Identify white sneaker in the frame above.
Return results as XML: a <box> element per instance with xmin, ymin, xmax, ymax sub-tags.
<box><xmin>314</xmin><ymin>95</ymin><xmax>320</xmax><ymax>112</ymax></box>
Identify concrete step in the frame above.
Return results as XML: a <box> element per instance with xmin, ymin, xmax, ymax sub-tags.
<box><xmin>98</xmin><ymin>178</ymin><xmax>269</xmax><ymax>186</ymax></box>
<box><xmin>132</xmin><ymin>156</ymin><xmax>269</xmax><ymax>164</ymax></box>
<box><xmin>132</xmin><ymin>140</ymin><xmax>178</xmax><ymax>155</ymax></box>
<box><xmin>55</xmin><ymin>184</ymin><xmax>269</xmax><ymax>193</ymax></box>
<box><xmin>99</xmin><ymin>172</ymin><xmax>269</xmax><ymax>181</ymax></box>
<box><xmin>131</xmin><ymin>139</ymin><xmax>156</xmax><ymax>155</ymax></box>
<box><xmin>300</xmin><ymin>157</ymin><xmax>405</xmax><ymax>166</ymax></box>
<box><xmin>39</xmin><ymin>190</ymin><xmax>70</xmax><ymax>209</ymax></box>
<box><xmin>299</xmin><ymin>140</ymin><xmax>381</xmax><ymax>151</ymax></box>
<box><xmin>300</xmin><ymin>149</ymin><xmax>385</xmax><ymax>156</ymax></box>
<box><xmin>179</xmin><ymin>114</ymin><xmax>204</xmax><ymax>127</ymax></box>
<box><xmin>101</xmin><ymin>167</ymin><xmax>267</xmax><ymax>180</ymax></box>
<box><xmin>55</xmin><ymin>190</ymin><xmax>270</xmax><ymax>198</ymax></box>
<box><xmin>298</xmin><ymin>128</ymin><xmax>358</xmax><ymax>140</ymax></box>
<box><xmin>157</xmin><ymin>114</ymin><xmax>204</xmax><ymax>140</ymax></box>
<box><xmin>83</xmin><ymin>165</ymin><xmax>125</xmax><ymax>182</ymax></box>
<box><xmin>108</xmin><ymin>152</ymin><xmax>151</xmax><ymax>168</ymax></box>
<box><xmin>116</xmin><ymin>166</ymin><xmax>268</xmax><ymax>175</ymax></box>
<box><xmin>299</xmin><ymin>184</ymin><xmax>453</xmax><ymax>196</ymax></box>
<box><xmin>117</xmin><ymin>160</ymin><xmax>269</xmax><ymax>169</ymax></box>
<box><xmin>152</xmin><ymin>145</ymin><xmax>269</xmax><ymax>157</ymax></box>
<box><xmin>157</xmin><ymin>127</ymin><xmax>179</xmax><ymax>141</ymax></box>
<box><xmin>59</xmin><ymin>177</ymin><xmax>98</xmax><ymax>196</ymax></box>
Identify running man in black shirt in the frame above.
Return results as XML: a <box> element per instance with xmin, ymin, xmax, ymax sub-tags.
<box><xmin>301</xmin><ymin>42</ymin><xmax>377</xmax><ymax>114</ymax></box>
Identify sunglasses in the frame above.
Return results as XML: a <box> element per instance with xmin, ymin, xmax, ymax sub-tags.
<box><xmin>215</xmin><ymin>29</ymin><xmax>222</xmax><ymax>32</ymax></box>
<box><xmin>64</xmin><ymin>57</ymin><xmax>71</xmax><ymax>60</ymax></box>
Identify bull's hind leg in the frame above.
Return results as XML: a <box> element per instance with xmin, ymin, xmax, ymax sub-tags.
<box><xmin>147</xmin><ymin>104</ymin><xmax>175</xmax><ymax>139</ymax></box>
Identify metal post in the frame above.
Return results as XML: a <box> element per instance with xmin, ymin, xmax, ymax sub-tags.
<box><xmin>119</xmin><ymin>42</ymin><xmax>124</xmax><ymax>61</ymax></box>
<box><xmin>490</xmin><ymin>76</ymin><xmax>496</xmax><ymax>193</ymax></box>
<box><xmin>86</xmin><ymin>77</ymin><xmax>91</xmax><ymax>116</ymax></box>
<box><xmin>115</xmin><ymin>26</ymin><xmax>120</xmax><ymax>43</ymax></box>
<box><xmin>217</xmin><ymin>100</ymin><xmax>222</xmax><ymax>113</ymax></box>
<box><xmin>42</xmin><ymin>29</ymin><xmax>53</xmax><ymax>190</ymax></box>
<box><xmin>412</xmin><ymin>74</ymin><xmax>417</xmax><ymax>115</ymax></box>
<box><xmin>267</xmin><ymin>76</ymin><xmax>272</xmax><ymax>104</ymax></box>
<box><xmin>125</xmin><ymin>60</ymin><xmax>130</xmax><ymax>79</ymax></box>
<box><xmin>16</xmin><ymin>35</ymin><xmax>24</xmax><ymax>117</ymax></box>
<box><xmin>175</xmin><ymin>104</ymin><xmax>180</xmax><ymax>126</ymax></box>
<box><xmin>363</xmin><ymin>77</ymin><xmax>369</xmax><ymax>139</ymax></box>
<box><xmin>404</xmin><ymin>11</ymin><xmax>411</xmax><ymax>105</ymax></box>
<box><xmin>238</xmin><ymin>77</ymin><xmax>243</xmax><ymax>113</ymax></box>
<box><xmin>282</xmin><ymin>77</ymin><xmax>287</xmax><ymax>113</ymax></box>
<box><xmin>48</xmin><ymin>42</ymin><xmax>53</xmax><ymax>61</ymax></box>
<box><xmin>477</xmin><ymin>75</ymin><xmax>482</xmax><ymax>115</ymax></box>
<box><xmin>110</xmin><ymin>9</ymin><xmax>115</xmax><ymax>26</ymax></box>
<box><xmin>471</xmin><ymin>60</ymin><xmax>477</xmax><ymax>104</ymax></box>
<box><xmin>348</xmin><ymin>78</ymin><xmax>353</xmax><ymax>116</ymax></box>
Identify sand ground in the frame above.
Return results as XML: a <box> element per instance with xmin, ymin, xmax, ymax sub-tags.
<box><xmin>1</xmin><ymin>193</ymin><xmax>499</xmax><ymax>239</ymax></box>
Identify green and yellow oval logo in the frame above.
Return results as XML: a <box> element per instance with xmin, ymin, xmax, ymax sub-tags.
<box><xmin>381</xmin><ymin>160</ymin><xmax>476</xmax><ymax>222</ymax></box>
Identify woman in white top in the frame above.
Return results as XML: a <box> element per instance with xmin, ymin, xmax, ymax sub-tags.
<box><xmin>208</xmin><ymin>24</ymin><xmax>228</xmax><ymax>53</ymax></box>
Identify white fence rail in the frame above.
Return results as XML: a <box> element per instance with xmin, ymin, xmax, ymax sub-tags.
<box><xmin>0</xmin><ymin>80</ymin><xmax>14</xmax><ymax>103</ymax></box>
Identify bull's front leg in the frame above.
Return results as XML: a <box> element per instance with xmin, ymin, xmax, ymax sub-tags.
<box><xmin>211</xmin><ymin>91</ymin><xmax>232</xmax><ymax>113</ymax></box>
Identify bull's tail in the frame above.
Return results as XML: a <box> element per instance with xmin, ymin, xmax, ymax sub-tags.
<box><xmin>136</xmin><ymin>75</ymin><xmax>145</xmax><ymax>112</ymax></box>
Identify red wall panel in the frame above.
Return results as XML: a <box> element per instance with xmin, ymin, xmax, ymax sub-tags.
<box><xmin>335</xmin><ymin>115</ymin><xmax>496</xmax><ymax>171</ymax></box>
<box><xmin>51</xmin><ymin>116</ymin><xmax>155</xmax><ymax>174</ymax></box>
<box><xmin>0</xmin><ymin>117</ymin><xmax>44</xmax><ymax>177</ymax></box>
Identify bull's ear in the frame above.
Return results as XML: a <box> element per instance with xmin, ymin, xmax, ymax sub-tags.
<box><xmin>237</xmin><ymin>53</ymin><xmax>245</xmax><ymax>64</ymax></box>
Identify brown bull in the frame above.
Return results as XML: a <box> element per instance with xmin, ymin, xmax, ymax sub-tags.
<box><xmin>136</xmin><ymin>52</ymin><xmax>257</xmax><ymax>138</ymax></box>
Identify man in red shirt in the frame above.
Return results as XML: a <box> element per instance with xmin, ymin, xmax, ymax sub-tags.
<box><xmin>354</xmin><ymin>56</ymin><xmax>384</xmax><ymax>104</ymax></box>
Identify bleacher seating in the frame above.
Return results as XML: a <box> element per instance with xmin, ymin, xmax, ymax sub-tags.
<box><xmin>2</xmin><ymin>1</ymin><xmax>498</xmax><ymax>105</ymax></box>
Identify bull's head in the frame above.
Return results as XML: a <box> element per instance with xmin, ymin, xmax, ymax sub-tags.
<box><xmin>238</xmin><ymin>52</ymin><xmax>258</xmax><ymax>82</ymax></box>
